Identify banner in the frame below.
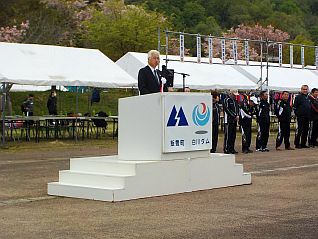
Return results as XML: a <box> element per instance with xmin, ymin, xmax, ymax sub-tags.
<box><xmin>232</xmin><ymin>40</ymin><xmax>237</xmax><ymax>64</ymax></box>
<box><xmin>208</xmin><ymin>37</ymin><xmax>213</xmax><ymax>64</ymax></box>
<box><xmin>290</xmin><ymin>45</ymin><xmax>293</xmax><ymax>68</ymax></box>
<box><xmin>180</xmin><ymin>33</ymin><xmax>184</xmax><ymax>62</ymax></box>
<box><xmin>244</xmin><ymin>40</ymin><xmax>249</xmax><ymax>65</ymax></box>
<box><xmin>221</xmin><ymin>39</ymin><xmax>225</xmax><ymax>64</ymax></box>
<box><xmin>301</xmin><ymin>46</ymin><xmax>305</xmax><ymax>68</ymax></box>
<box><xmin>163</xmin><ymin>94</ymin><xmax>212</xmax><ymax>153</ymax></box>
<box><xmin>278</xmin><ymin>43</ymin><xmax>282</xmax><ymax>67</ymax></box>
<box><xmin>197</xmin><ymin>34</ymin><xmax>201</xmax><ymax>63</ymax></box>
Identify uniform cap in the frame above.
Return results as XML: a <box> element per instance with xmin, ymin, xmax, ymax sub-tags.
<box><xmin>250</xmin><ymin>96</ymin><xmax>258</xmax><ymax>104</ymax></box>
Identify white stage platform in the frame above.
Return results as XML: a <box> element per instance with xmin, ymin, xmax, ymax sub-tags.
<box><xmin>48</xmin><ymin>154</ymin><xmax>251</xmax><ymax>202</ymax></box>
<box><xmin>48</xmin><ymin>93</ymin><xmax>251</xmax><ymax>202</ymax></box>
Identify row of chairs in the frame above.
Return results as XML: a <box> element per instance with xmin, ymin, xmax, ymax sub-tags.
<box><xmin>1</xmin><ymin>114</ymin><xmax>110</xmax><ymax>142</ymax></box>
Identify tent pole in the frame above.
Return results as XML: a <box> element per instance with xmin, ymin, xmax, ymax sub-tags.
<box><xmin>88</xmin><ymin>87</ymin><xmax>91</xmax><ymax>116</ymax></box>
<box><xmin>260</xmin><ymin>38</ymin><xmax>263</xmax><ymax>90</ymax></box>
<box><xmin>76</xmin><ymin>86</ymin><xmax>79</xmax><ymax>114</ymax></box>
<box><xmin>1</xmin><ymin>83</ymin><xmax>6</xmax><ymax>146</ymax></box>
<box><xmin>75</xmin><ymin>86</ymin><xmax>78</xmax><ymax>142</ymax></box>
<box><xmin>58</xmin><ymin>85</ymin><xmax>62</xmax><ymax>115</ymax></box>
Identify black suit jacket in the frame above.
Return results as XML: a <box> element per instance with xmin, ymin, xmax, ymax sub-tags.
<box><xmin>138</xmin><ymin>65</ymin><xmax>167</xmax><ymax>95</ymax></box>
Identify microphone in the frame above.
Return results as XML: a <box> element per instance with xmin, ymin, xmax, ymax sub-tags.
<box><xmin>161</xmin><ymin>65</ymin><xmax>174</xmax><ymax>87</ymax></box>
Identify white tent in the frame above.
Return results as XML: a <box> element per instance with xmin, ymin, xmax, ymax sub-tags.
<box><xmin>226</xmin><ymin>59</ymin><xmax>318</xmax><ymax>91</ymax></box>
<box><xmin>0</xmin><ymin>42</ymin><xmax>137</xmax><ymax>88</ymax></box>
<box><xmin>116</xmin><ymin>52</ymin><xmax>257</xmax><ymax>90</ymax></box>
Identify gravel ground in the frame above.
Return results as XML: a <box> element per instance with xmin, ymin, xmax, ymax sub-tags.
<box><xmin>0</xmin><ymin>135</ymin><xmax>317</xmax><ymax>239</ymax></box>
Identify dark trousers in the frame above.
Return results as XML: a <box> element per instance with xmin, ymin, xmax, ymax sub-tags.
<box><xmin>241</xmin><ymin>120</ymin><xmax>252</xmax><ymax>151</ymax></box>
<box><xmin>308</xmin><ymin>120</ymin><xmax>318</xmax><ymax>146</ymax></box>
<box><xmin>294</xmin><ymin>117</ymin><xmax>309</xmax><ymax>147</ymax></box>
<box><xmin>256</xmin><ymin>122</ymin><xmax>270</xmax><ymax>150</ymax></box>
<box><xmin>276</xmin><ymin>121</ymin><xmax>290</xmax><ymax>148</ymax></box>
<box><xmin>211</xmin><ymin>123</ymin><xmax>219</xmax><ymax>152</ymax></box>
<box><xmin>224</xmin><ymin>122</ymin><xmax>237</xmax><ymax>153</ymax></box>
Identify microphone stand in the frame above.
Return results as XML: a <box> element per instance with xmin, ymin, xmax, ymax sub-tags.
<box><xmin>174</xmin><ymin>71</ymin><xmax>190</xmax><ymax>92</ymax></box>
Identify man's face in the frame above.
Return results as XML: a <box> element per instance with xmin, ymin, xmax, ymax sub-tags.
<box><xmin>262</xmin><ymin>92</ymin><xmax>268</xmax><ymax>100</ymax></box>
<box><xmin>313</xmin><ymin>90</ymin><xmax>318</xmax><ymax>98</ymax></box>
<box><xmin>282</xmin><ymin>92</ymin><xmax>289</xmax><ymax>101</ymax></box>
<box><xmin>249</xmin><ymin>100</ymin><xmax>254</xmax><ymax>106</ymax></box>
<box><xmin>148</xmin><ymin>54</ymin><xmax>160</xmax><ymax>68</ymax></box>
<box><xmin>301</xmin><ymin>86</ymin><xmax>308</xmax><ymax>95</ymax></box>
<box><xmin>212</xmin><ymin>96</ymin><xmax>219</xmax><ymax>103</ymax></box>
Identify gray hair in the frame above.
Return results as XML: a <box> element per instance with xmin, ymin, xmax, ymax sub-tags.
<box><xmin>148</xmin><ymin>50</ymin><xmax>160</xmax><ymax>60</ymax></box>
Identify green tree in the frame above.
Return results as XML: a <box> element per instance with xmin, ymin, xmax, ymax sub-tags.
<box><xmin>309</xmin><ymin>26</ymin><xmax>318</xmax><ymax>44</ymax></box>
<box><xmin>81</xmin><ymin>1</ymin><xmax>169</xmax><ymax>60</ymax></box>
<box><xmin>193</xmin><ymin>16</ymin><xmax>222</xmax><ymax>36</ymax></box>
<box><xmin>283</xmin><ymin>35</ymin><xmax>315</xmax><ymax>65</ymax></box>
<box><xmin>181</xmin><ymin>1</ymin><xmax>206</xmax><ymax>29</ymax></box>
<box><xmin>266</xmin><ymin>12</ymin><xmax>307</xmax><ymax>39</ymax></box>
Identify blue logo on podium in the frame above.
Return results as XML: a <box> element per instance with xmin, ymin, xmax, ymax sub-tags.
<box><xmin>167</xmin><ymin>106</ymin><xmax>189</xmax><ymax>127</ymax></box>
<box><xmin>192</xmin><ymin>103</ymin><xmax>210</xmax><ymax>126</ymax></box>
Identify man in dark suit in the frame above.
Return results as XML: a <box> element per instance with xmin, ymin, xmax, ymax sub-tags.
<box><xmin>223</xmin><ymin>89</ymin><xmax>239</xmax><ymax>154</ymax></box>
<box><xmin>138</xmin><ymin>50</ymin><xmax>168</xmax><ymax>95</ymax></box>
<box><xmin>293</xmin><ymin>85</ymin><xmax>311</xmax><ymax>148</ymax></box>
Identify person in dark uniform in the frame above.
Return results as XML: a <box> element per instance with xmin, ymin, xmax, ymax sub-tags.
<box><xmin>256</xmin><ymin>91</ymin><xmax>270</xmax><ymax>152</ymax></box>
<box><xmin>239</xmin><ymin>95</ymin><xmax>257</xmax><ymax>153</ymax></box>
<box><xmin>138</xmin><ymin>50</ymin><xmax>168</xmax><ymax>95</ymax></box>
<box><xmin>22</xmin><ymin>94</ymin><xmax>34</xmax><ymax>117</ymax></box>
<box><xmin>223</xmin><ymin>89</ymin><xmax>239</xmax><ymax>154</ymax></box>
<box><xmin>275</xmin><ymin>91</ymin><xmax>294</xmax><ymax>150</ymax></box>
<box><xmin>47</xmin><ymin>90</ymin><xmax>58</xmax><ymax>115</ymax></box>
<box><xmin>293</xmin><ymin>85</ymin><xmax>311</xmax><ymax>148</ymax></box>
<box><xmin>211</xmin><ymin>91</ymin><xmax>220</xmax><ymax>153</ymax></box>
<box><xmin>308</xmin><ymin>88</ymin><xmax>318</xmax><ymax>147</ymax></box>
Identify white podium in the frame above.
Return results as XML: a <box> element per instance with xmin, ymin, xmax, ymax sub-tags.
<box><xmin>48</xmin><ymin>93</ymin><xmax>251</xmax><ymax>202</ymax></box>
<box><xmin>119</xmin><ymin>92</ymin><xmax>212</xmax><ymax>160</ymax></box>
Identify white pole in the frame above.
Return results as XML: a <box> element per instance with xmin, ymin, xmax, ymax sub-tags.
<box><xmin>290</xmin><ymin>45</ymin><xmax>293</xmax><ymax>68</ymax></box>
<box><xmin>208</xmin><ymin>36</ymin><xmax>213</xmax><ymax>64</ymax></box>
<box><xmin>180</xmin><ymin>33</ymin><xmax>184</xmax><ymax>62</ymax></box>
<box><xmin>221</xmin><ymin>39</ymin><xmax>225</xmax><ymax>64</ymax></box>
<box><xmin>196</xmin><ymin>34</ymin><xmax>201</xmax><ymax>63</ymax></box>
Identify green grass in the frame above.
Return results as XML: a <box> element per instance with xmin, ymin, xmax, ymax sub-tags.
<box><xmin>7</xmin><ymin>88</ymin><xmax>137</xmax><ymax>116</ymax></box>
<box><xmin>0</xmin><ymin>138</ymin><xmax>118</xmax><ymax>152</ymax></box>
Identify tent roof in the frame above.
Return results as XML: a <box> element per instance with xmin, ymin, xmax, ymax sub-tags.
<box><xmin>0</xmin><ymin>42</ymin><xmax>137</xmax><ymax>88</ymax></box>
<box><xmin>116</xmin><ymin>52</ymin><xmax>257</xmax><ymax>90</ymax></box>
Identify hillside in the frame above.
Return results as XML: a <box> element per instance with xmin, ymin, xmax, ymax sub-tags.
<box><xmin>0</xmin><ymin>0</ymin><xmax>317</xmax><ymax>61</ymax></box>
<box><xmin>127</xmin><ymin>0</ymin><xmax>318</xmax><ymax>42</ymax></box>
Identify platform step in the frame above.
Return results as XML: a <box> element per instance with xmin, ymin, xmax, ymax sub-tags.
<box><xmin>48</xmin><ymin>182</ymin><xmax>119</xmax><ymax>201</ymax></box>
<box><xmin>70</xmin><ymin>157</ymin><xmax>136</xmax><ymax>176</ymax></box>
<box><xmin>48</xmin><ymin>154</ymin><xmax>252</xmax><ymax>202</ymax></box>
<box><xmin>59</xmin><ymin>170</ymin><xmax>130</xmax><ymax>188</ymax></box>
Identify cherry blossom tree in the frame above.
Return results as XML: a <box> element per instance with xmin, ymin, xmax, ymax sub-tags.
<box><xmin>0</xmin><ymin>21</ymin><xmax>30</xmax><ymax>43</ymax></box>
<box><xmin>205</xmin><ymin>24</ymin><xmax>290</xmax><ymax>61</ymax></box>
<box><xmin>166</xmin><ymin>24</ymin><xmax>290</xmax><ymax>62</ymax></box>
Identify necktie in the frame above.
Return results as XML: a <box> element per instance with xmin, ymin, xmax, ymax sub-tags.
<box><xmin>153</xmin><ymin>70</ymin><xmax>160</xmax><ymax>85</ymax></box>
